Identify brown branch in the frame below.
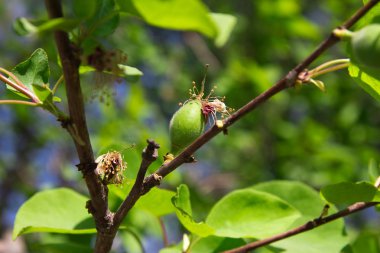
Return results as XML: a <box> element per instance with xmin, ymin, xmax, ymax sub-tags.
<box><xmin>142</xmin><ymin>0</ymin><xmax>380</xmax><ymax>194</ymax></box>
<box><xmin>113</xmin><ymin>140</ymin><xmax>160</xmax><ymax>226</ymax></box>
<box><xmin>94</xmin><ymin>140</ymin><xmax>160</xmax><ymax>252</ymax></box>
<box><xmin>222</xmin><ymin>201</ymin><xmax>379</xmax><ymax>253</ymax></box>
<box><xmin>44</xmin><ymin>0</ymin><xmax>110</xmax><ymax>251</ymax></box>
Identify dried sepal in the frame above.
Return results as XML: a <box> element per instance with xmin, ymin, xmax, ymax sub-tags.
<box><xmin>95</xmin><ymin>151</ymin><xmax>126</xmax><ymax>185</ymax></box>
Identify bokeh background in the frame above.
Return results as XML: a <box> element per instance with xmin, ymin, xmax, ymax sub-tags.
<box><xmin>0</xmin><ymin>0</ymin><xmax>379</xmax><ymax>252</ymax></box>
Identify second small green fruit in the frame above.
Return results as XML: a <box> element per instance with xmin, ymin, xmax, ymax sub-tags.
<box><xmin>169</xmin><ymin>99</ymin><xmax>205</xmax><ymax>155</ymax></box>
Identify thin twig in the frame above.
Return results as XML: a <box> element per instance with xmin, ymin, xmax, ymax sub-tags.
<box><xmin>0</xmin><ymin>73</ymin><xmax>40</xmax><ymax>103</ymax></box>
<box><xmin>52</xmin><ymin>74</ymin><xmax>64</xmax><ymax>94</ymax></box>
<box><xmin>159</xmin><ymin>217</ymin><xmax>169</xmax><ymax>247</ymax></box>
<box><xmin>222</xmin><ymin>202</ymin><xmax>379</xmax><ymax>253</ymax></box>
<box><xmin>113</xmin><ymin>140</ymin><xmax>160</xmax><ymax>227</ymax></box>
<box><xmin>141</xmin><ymin>0</ymin><xmax>380</xmax><ymax>194</ymax></box>
<box><xmin>0</xmin><ymin>100</ymin><xmax>39</xmax><ymax>106</ymax></box>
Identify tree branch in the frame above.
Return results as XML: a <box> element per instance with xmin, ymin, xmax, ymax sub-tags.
<box><xmin>44</xmin><ymin>0</ymin><xmax>110</xmax><ymax>249</ymax></box>
<box><xmin>142</xmin><ymin>0</ymin><xmax>380</xmax><ymax>194</ymax></box>
<box><xmin>114</xmin><ymin>140</ymin><xmax>160</xmax><ymax>227</ymax></box>
<box><xmin>222</xmin><ymin>201</ymin><xmax>379</xmax><ymax>253</ymax></box>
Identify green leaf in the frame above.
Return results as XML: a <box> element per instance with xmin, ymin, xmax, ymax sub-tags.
<box><xmin>12</xmin><ymin>48</ymin><xmax>50</xmax><ymax>91</ymax></box>
<box><xmin>321</xmin><ymin>181</ymin><xmax>378</xmax><ymax>205</ymax></box>
<box><xmin>191</xmin><ymin>236</ymin><xmax>246</xmax><ymax>253</ymax></box>
<box><xmin>13</xmin><ymin>188</ymin><xmax>95</xmax><ymax>239</ymax></box>
<box><xmin>252</xmin><ymin>181</ymin><xmax>326</xmax><ymax>217</ymax></box>
<box><xmin>118</xmin><ymin>65</ymin><xmax>143</xmax><ymax>76</ymax></box>
<box><xmin>32</xmin><ymin>242</ymin><xmax>92</xmax><ymax>253</ymax></box>
<box><xmin>118</xmin><ymin>0</ymin><xmax>218</xmax><ymax>38</ymax></box>
<box><xmin>357</xmin><ymin>1</ymin><xmax>380</xmax><ymax>28</ymax></box>
<box><xmin>210</xmin><ymin>13</ymin><xmax>237</xmax><ymax>47</ymax></box>
<box><xmin>348</xmin><ymin>63</ymin><xmax>380</xmax><ymax>102</ymax></box>
<box><xmin>108</xmin><ymin>183</ymin><xmax>176</xmax><ymax>217</ymax></box>
<box><xmin>33</xmin><ymin>84</ymin><xmax>53</xmax><ymax>102</ymax></box>
<box><xmin>172</xmin><ymin>185</ymin><xmax>214</xmax><ymax>237</ymax></box>
<box><xmin>13</xmin><ymin>17</ymin><xmax>80</xmax><ymax>36</ymax></box>
<box><xmin>88</xmin><ymin>0</ymin><xmax>120</xmax><ymax>37</ymax></box>
<box><xmin>206</xmin><ymin>188</ymin><xmax>300</xmax><ymax>238</ymax></box>
<box><xmin>351</xmin><ymin>230</ymin><xmax>380</xmax><ymax>253</ymax></box>
<box><xmin>73</xmin><ymin>0</ymin><xmax>97</xmax><ymax>19</ymax></box>
<box><xmin>80</xmin><ymin>64</ymin><xmax>143</xmax><ymax>80</ymax></box>
<box><xmin>13</xmin><ymin>17</ymin><xmax>38</xmax><ymax>36</ymax></box>
<box><xmin>368</xmin><ymin>159</ymin><xmax>380</xmax><ymax>184</ymax></box>
<box><xmin>135</xmin><ymin>188</ymin><xmax>176</xmax><ymax>217</ymax></box>
<box><xmin>36</xmin><ymin>18</ymin><xmax>80</xmax><ymax>33</ymax></box>
<box><xmin>252</xmin><ymin>181</ymin><xmax>349</xmax><ymax>253</ymax></box>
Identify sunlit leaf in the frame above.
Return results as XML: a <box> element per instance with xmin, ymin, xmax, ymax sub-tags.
<box><xmin>348</xmin><ymin>63</ymin><xmax>380</xmax><ymax>102</ymax></box>
<box><xmin>118</xmin><ymin>0</ymin><xmax>217</xmax><ymax>38</ymax></box>
<box><xmin>13</xmin><ymin>188</ymin><xmax>95</xmax><ymax>239</ymax></box>
<box><xmin>252</xmin><ymin>180</ymin><xmax>349</xmax><ymax>253</ymax></box>
<box><xmin>12</xmin><ymin>48</ymin><xmax>49</xmax><ymax>90</ymax></box>
<box><xmin>108</xmin><ymin>182</ymin><xmax>176</xmax><ymax>217</ymax></box>
<box><xmin>172</xmin><ymin>185</ymin><xmax>214</xmax><ymax>237</ymax></box>
<box><xmin>191</xmin><ymin>236</ymin><xmax>245</xmax><ymax>253</ymax></box>
<box><xmin>206</xmin><ymin>188</ymin><xmax>300</xmax><ymax>238</ymax></box>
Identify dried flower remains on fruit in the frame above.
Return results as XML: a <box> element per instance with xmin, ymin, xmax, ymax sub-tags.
<box><xmin>169</xmin><ymin>65</ymin><xmax>234</xmax><ymax>156</ymax></box>
<box><xmin>95</xmin><ymin>151</ymin><xmax>126</xmax><ymax>185</ymax></box>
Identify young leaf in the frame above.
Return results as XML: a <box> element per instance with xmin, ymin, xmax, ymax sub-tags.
<box><xmin>13</xmin><ymin>188</ymin><xmax>95</xmax><ymax>239</ymax></box>
<box><xmin>206</xmin><ymin>189</ymin><xmax>300</xmax><ymax>238</ymax></box>
<box><xmin>118</xmin><ymin>0</ymin><xmax>218</xmax><ymax>38</ymax></box>
<box><xmin>11</xmin><ymin>48</ymin><xmax>50</xmax><ymax>91</ymax></box>
<box><xmin>321</xmin><ymin>181</ymin><xmax>379</xmax><ymax>205</ymax></box>
<box><xmin>348</xmin><ymin>63</ymin><xmax>380</xmax><ymax>102</ymax></box>
<box><xmin>172</xmin><ymin>184</ymin><xmax>214</xmax><ymax>237</ymax></box>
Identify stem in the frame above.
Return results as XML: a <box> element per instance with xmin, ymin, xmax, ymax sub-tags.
<box><xmin>52</xmin><ymin>75</ymin><xmax>64</xmax><ymax>94</ymax></box>
<box><xmin>0</xmin><ymin>67</ymin><xmax>28</xmax><ymax>89</ymax></box>
<box><xmin>310</xmin><ymin>62</ymin><xmax>350</xmax><ymax>78</ymax></box>
<box><xmin>0</xmin><ymin>73</ymin><xmax>41</xmax><ymax>103</ymax></box>
<box><xmin>0</xmin><ymin>100</ymin><xmax>39</xmax><ymax>106</ymax></box>
<box><xmin>310</xmin><ymin>58</ymin><xmax>350</xmax><ymax>74</ymax></box>
<box><xmin>159</xmin><ymin>218</ymin><xmax>169</xmax><ymax>247</ymax></box>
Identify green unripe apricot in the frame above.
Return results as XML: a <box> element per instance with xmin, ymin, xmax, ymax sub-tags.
<box><xmin>351</xmin><ymin>24</ymin><xmax>380</xmax><ymax>69</ymax></box>
<box><xmin>169</xmin><ymin>99</ymin><xmax>205</xmax><ymax>155</ymax></box>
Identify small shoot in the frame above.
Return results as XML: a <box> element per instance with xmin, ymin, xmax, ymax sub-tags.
<box><xmin>297</xmin><ymin>59</ymin><xmax>350</xmax><ymax>92</ymax></box>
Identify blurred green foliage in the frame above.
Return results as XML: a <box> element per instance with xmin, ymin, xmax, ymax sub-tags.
<box><xmin>0</xmin><ymin>0</ymin><xmax>380</xmax><ymax>252</ymax></box>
